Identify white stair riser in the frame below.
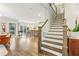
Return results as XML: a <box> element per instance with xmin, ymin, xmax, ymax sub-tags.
<box><xmin>47</xmin><ymin>32</ymin><xmax>63</xmax><ymax>35</ymax></box>
<box><xmin>51</xmin><ymin>25</ymin><xmax>63</xmax><ymax>26</ymax></box>
<box><xmin>50</xmin><ymin>27</ymin><xmax>63</xmax><ymax>28</ymax></box>
<box><xmin>53</xmin><ymin>22</ymin><xmax>64</xmax><ymax>23</ymax></box>
<box><xmin>55</xmin><ymin>21</ymin><xmax>63</xmax><ymax>23</ymax></box>
<box><xmin>45</xmin><ymin>35</ymin><xmax>63</xmax><ymax>38</ymax></box>
<box><xmin>42</xmin><ymin>42</ymin><xmax>62</xmax><ymax>49</ymax></box>
<box><xmin>43</xmin><ymin>39</ymin><xmax>63</xmax><ymax>43</ymax></box>
<box><xmin>41</xmin><ymin>47</ymin><xmax>62</xmax><ymax>56</ymax></box>
<box><xmin>49</xmin><ymin>29</ymin><xmax>63</xmax><ymax>31</ymax></box>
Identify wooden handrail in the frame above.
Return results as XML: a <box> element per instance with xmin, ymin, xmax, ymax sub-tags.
<box><xmin>53</xmin><ymin>3</ymin><xmax>57</xmax><ymax>14</ymax></box>
<box><xmin>47</xmin><ymin>3</ymin><xmax>57</xmax><ymax>16</ymax></box>
<box><xmin>38</xmin><ymin>19</ymin><xmax>48</xmax><ymax>55</ymax></box>
<box><xmin>41</xmin><ymin>19</ymin><xmax>48</xmax><ymax>28</ymax></box>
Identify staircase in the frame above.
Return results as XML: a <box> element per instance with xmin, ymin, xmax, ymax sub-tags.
<box><xmin>40</xmin><ymin>19</ymin><xmax>64</xmax><ymax>56</ymax></box>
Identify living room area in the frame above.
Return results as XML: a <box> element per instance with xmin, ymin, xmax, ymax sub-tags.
<box><xmin>0</xmin><ymin>3</ymin><xmax>51</xmax><ymax>56</ymax></box>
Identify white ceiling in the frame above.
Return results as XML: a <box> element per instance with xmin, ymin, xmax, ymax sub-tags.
<box><xmin>0</xmin><ymin>3</ymin><xmax>47</xmax><ymax>23</ymax></box>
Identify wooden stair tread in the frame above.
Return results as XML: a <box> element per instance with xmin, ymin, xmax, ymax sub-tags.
<box><xmin>41</xmin><ymin>44</ymin><xmax>62</xmax><ymax>53</ymax></box>
<box><xmin>40</xmin><ymin>50</ymin><xmax>57</xmax><ymax>56</ymax></box>
<box><xmin>43</xmin><ymin>40</ymin><xmax>63</xmax><ymax>46</ymax></box>
<box><xmin>44</xmin><ymin>36</ymin><xmax>63</xmax><ymax>40</ymax></box>
<box><xmin>46</xmin><ymin>33</ymin><xmax>63</xmax><ymax>36</ymax></box>
<box><xmin>41</xmin><ymin>47</ymin><xmax>62</xmax><ymax>56</ymax></box>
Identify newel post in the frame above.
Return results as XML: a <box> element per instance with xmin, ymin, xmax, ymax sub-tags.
<box><xmin>38</xmin><ymin>26</ymin><xmax>42</xmax><ymax>55</ymax></box>
<box><xmin>63</xmin><ymin>18</ymin><xmax>68</xmax><ymax>56</ymax></box>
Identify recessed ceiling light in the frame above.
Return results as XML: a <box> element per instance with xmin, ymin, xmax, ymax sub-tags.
<box><xmin>38</xmin><ymin>13</ymin><xmax>41</xmax><ymax>17</ymax></box>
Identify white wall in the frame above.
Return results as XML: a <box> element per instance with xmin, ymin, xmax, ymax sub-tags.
<box><xmin>24</xmin><ymin>3</ymin><xmax>56</xmax><ymax>31</ymax></box>
<box><xmin>40</xmin><ymin>4</ymin><xmax>56</xmax><ymax>41</ymax></box>
<box><xmin>64</xmin><ymin>3</ymin><xmax>79</xmax><ymax>29</ymax></box>
<box><xmin>0</xmin><ymin>4</ymin><xmax>56</xmax><ymax>36</ymax></box>
<box><xmin>0</xmin><ymin>16</ymin><xmax>19</xmax><ymax>35</ymax></box>
<box><xmin>0</xmin><ymin>3</ymin><xmax>55</xmax><ymax>23</ymax></box>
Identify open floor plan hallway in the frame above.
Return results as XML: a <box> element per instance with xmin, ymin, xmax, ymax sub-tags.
<box><xmin>6</xmin><ymin>33</ymin><xmax>38</xmax><ymax>56</ymax></box>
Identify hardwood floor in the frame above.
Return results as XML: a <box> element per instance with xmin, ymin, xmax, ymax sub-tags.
<box><xmin>6</xmin><ymin>49</ymin><xmax>33</xmax><ymax>56</ymax></box>
<box><xmin>6</xmin><ymin>32</ymin><xmax>39</xmax><ymax>56</ymax></box>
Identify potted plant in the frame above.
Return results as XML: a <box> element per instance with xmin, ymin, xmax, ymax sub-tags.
<box><xmin>68</xmin><ymin>20</ymin><xmax>79</xmax><ymax>56</ymax></box>
<box><xmin>68</xmin><ymin>20</ymin><xmax>79</xmax><ymax>39</ymax></box>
